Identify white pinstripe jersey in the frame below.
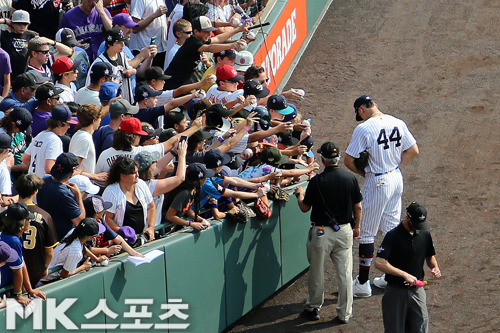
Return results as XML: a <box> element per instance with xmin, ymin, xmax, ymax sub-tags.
<box><xmin>346</xmin><ymin>115</ymin><xmax>416</xmax><ymax>174</ymax></box>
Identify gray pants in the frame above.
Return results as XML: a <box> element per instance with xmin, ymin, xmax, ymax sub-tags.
<box><xmin>305</xmin><ymin>223</ymin><xmax>353</xmax><ymax>321</ymax></box>
<box><xmin>382</xmin><ymin>284</ymin><xmax>429</xmax><ymax>333</ymax></box>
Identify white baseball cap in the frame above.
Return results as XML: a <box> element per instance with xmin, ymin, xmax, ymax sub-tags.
<box><xmin>69</xmin><ymin>175</ymin><xmax>100</xmax><ymax>195</ymax></box>
<box><xmin>234</xmin><ymin>51</ymin><xmax>254</xmax><ymax>71</ymax></box>
<box><xmin>11</xmin><ymin>10</ymin><xmax>30</xmax><ymax>24</ymax></box>
<box><xmin>192</xmin><ymin>16</ymin><xmax>217</xmax><ymax>32</ymax></box>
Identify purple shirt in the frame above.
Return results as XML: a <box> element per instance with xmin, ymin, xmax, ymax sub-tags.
<box><xmin>31</xmin><ymin>110</ymin><xmax>51</xmax><ymax>138</ymax></box>
<box><xmin>59</xmin><ymin>6</ymin><xmax>111</xmax><ymax>62</ymax></box>
<box><xmin>0</xmin><ymin>48</ymin><xmax>11</xmax><ymax>92</ymax></box>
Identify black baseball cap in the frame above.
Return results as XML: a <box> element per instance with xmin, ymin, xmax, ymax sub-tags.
<box><xmin>10</xmin><ymin>107</ymin><xmax>33</xmax><ymax>132</ymax></box>
<box><xmin>139</xmin><ymin>124</ymin><xmax>162</xmax><ymax>144</ymax></box>
<box><xmin>188</xmin><ymin>130</ymin><xmax>213</xmax><ymax>145</ymax></box>
<box><xmin>145</xmin><ymin>66</ymin><xmax>171</xmax><ymax>81</ymax></box>
<box><xmin>353</xmin><ymin>95</ymin><xmax>373</xmax><ymax>121</ymax></box>
<box><xmin>205</xmin><ymin>111</ymin><xmax>231</xmax><ymax>133</ymax></box>
<box><xmin>406</xmin><ymin>202</ymin><xmax>428</xmax><ymax>230</ymax></box>
<box><xmin>75</xmin><ymin>218</ymin><xmax>101</xmax><ymax>237</ymax></box>
<box><xmin>51</xmin><ymin>152</ymin><xmax>79</xmax><ymax>179</ymax></box>
<box><xmin>317</xmin><ymin>141</ymin><xmax>340</xmax><ymax>159</ymax></box>
<box><xmin>3</xmin><ymin>202</ymin><xmax>35</xmax><ymax>221</ymax></box>
<box><xmin>0</xmin><ymin>133</ymin><xmax>11</xmax><ymax>149</ymax></box>
<box><xmin>12</xmin><ymin>73</ymin><xmax>38</xmax><ymax>90</ymax></box>
<box><xmin>159</xmin><ymin>128</ymin><xmax>177</xmax><ymax>142</ymax></box>
<box><xmin>35</xmin><ymin>84</ymin><xmax>64</xmax><ymax>101</ymax></box>
<box><xmin>55</xmin><ymin>28</ymin><xmax>78</xmax><ymax>47</ymax></box>
<box><xmin>207</xmin><ymin>104</ymin><xmax>233</xmax><ymax>118</ymax></box>
<box><xmin>214</xmin><ymin>49</ymin><xmax>236</xmax><ymax>60</ymax></box>
<box><xmin>254</xmin><ymin>106</ymin><xmax>271</xmax><ymax>130</ymax></box>
<box><xmin>243</xmin><ymin>79</ymin><xmax>270</xmax><ymax>98</ymax></box>
<box><xmin>105</xmin><ymin>27</ymin><xmax>128</xmax><ymax>43</ymax></box>
<box><xmin>204</xmin><ymin>148</ymin><xmax>231</xmax><ymax>169</ymax></box>
<box><xmin>300</xmin><ymin>135</ymin><xmax>314</xmax><ymax>152</ymax></box>
<box><xmin>90</xmin><ymin>62</ymin><xmax>113</xmax><ymax>80</ymax></box>
<box><xmin>135</xmin><ymin>85</ymin><xmax>162</xmax><ymax>102</ymax></box>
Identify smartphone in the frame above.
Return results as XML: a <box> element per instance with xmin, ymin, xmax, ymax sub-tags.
<box><xmin>150</xmin><ymin>36</ymin><xmax>157</xmax><ymax>45</ymax></box>
<box><xmin>178</xmin><ymin>135</ymin><xmax>188</xmax><ymax>149</ymax></box>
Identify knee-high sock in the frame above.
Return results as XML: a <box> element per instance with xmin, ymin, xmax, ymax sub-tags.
<box><xmin>358</xmin><ymin>243</ymin><xmax>374</xmax><ymax>284</ymax></box>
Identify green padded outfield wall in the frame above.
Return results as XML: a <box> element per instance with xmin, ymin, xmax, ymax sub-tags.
<box><xmin>0</xmin><ymin>0</ymin><xmax>334</xmax><ymax>331</ymax></box>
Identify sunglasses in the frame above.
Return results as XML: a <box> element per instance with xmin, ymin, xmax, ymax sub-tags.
<box><xmin>36</xmin><ymin>50</ymin><xmax>50</xmax><ymax>54</ymax></box>
<box><xmin>259</xmin><ymin>78</ymin><xmax>270</xmax><ymax>84</ymax></box>
<box><xmin>181</xmin><ymin>31</ymin><xmax>193</xmax><ymax>35</ymax></box>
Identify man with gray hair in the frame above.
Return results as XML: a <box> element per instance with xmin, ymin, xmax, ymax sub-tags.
<box><xmin>294</xmin><ymin>141</ymin><xmax>363</xmax><ymax>324</ymax></box>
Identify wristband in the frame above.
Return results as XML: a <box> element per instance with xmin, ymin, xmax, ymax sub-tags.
<box><xmin>53</xmin><ymin>41</ymin><xmax>57</xmax><ymax>47</ymax></box>
<box><xmin>188</xmin><ymin>221</ymin><xmax>191</xmax><ymax>226</ymax></box>
<box><xmin>295</xmin><ymin>192</ymin><xmax>303</xmax><ymax>198</ymax></box>
<box><xmin>218</xmin><ymin>137</ymin><xmax>225</xmax><ymax>143</ymax></box>
<box><xmin>243</xmin><ymin>126</ymin><xmax>250</xmax><ymax>132</ymax></box>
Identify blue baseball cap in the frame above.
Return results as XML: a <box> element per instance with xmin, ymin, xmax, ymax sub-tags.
<box><xmin>99</xmin><ymin>81</ymin><xmax>121</xmax><ymax>103</ymax></box>
<box><xmin>51</xmin><ymin>106</ymin><xmax>78</xmax><ymax>124</ymax></box>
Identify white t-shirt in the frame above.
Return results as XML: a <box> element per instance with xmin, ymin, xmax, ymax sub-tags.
<box><xmin>129</xmin><ymin>0</ymin><xmax>168</xmax><ymax>53</ymax></box>
<box><xmin>206</xmin><ymin>3</ymin><xmax>233</xmax><ymax>22</ymax></box>
<box><xmin>95</xmin><ymin>143</ymin><xmax>165</xmax><ymax>174</ymax></box>
<box><xmin>55</xmin><ymin>82</ymin><xmax>77</xmax><ymax>103</ymax></box>
<box><xmin>69</xmin><ymin>130</ymin><xmax>96</xmax><ymax>174</ymax></box>
<box><xmin>75</xmin><ymin>87</ymin><xmax>101</xmax><ymax>106</ymax></box>
<box><xmin>206</xmin><ymin>85</ymin><xmax>243</xmax><ymax>105</ymax></box>
<box><xmin>25</xmin><ymin>131</ymin><xmax>63</xmax><ymax>178</ymax></box>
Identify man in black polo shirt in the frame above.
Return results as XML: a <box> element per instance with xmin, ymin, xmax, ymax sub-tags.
<box><xmin>295</xmin><ymin>141</ymin><xmax>362</xmax><ymax>324</ymax></box>
<box><xmin>375</xmin><ymin>202</ymin><xmax>441</xmax><ymax>333</ymax></box>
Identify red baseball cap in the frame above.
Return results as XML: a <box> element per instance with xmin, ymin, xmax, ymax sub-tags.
<box><xmin>51</xmin><ymin>57</ymin><xmax>78</xmax><ymax>75</ymax></box>
<box><xmin>216</xmin><ymin>65</ymin><xmax>243</xmax><ymax>82</ymax></box>
<box><xmin>118</xmin><ymin>117</ymin><xmax>148</xmax><ymax>135</ymax></box>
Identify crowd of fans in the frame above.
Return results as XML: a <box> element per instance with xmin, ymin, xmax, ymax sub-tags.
<box><xmin>0</xmin><ymin>0</ymin><xmax>316</xmax><ymax>308</ymax></box>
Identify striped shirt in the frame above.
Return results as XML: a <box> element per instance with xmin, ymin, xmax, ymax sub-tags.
<box><xmin>346</xmin><ymin>115</ymin><xmax>416</xmax><ymax>174</ymax></box>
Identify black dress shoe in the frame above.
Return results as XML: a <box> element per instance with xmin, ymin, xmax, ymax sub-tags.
<box><xmin>301</xmin><ymin>308</ymin><xmax>320</xmax><ymax>321</ymax></box>
<box><xmin>332</xmin><ymin>316</ymin><xmax>349</xmax><ymax>324</ymax></box>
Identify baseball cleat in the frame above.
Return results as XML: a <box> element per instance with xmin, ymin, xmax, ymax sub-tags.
<box><xmin>353</xmin><ymin>276</ymin><xmax>372</xmax><ymax>297</ymax></box>
<box><xmin>373</xmin><ymin>274</ymin><xmax>388</xmax><ymax>289</ymax></box>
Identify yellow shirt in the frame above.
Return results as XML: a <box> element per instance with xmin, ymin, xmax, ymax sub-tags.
<box><xmin>200</xmin><ymin>66</ymin><xmax>217</xmax><ymax>91</ymax></box>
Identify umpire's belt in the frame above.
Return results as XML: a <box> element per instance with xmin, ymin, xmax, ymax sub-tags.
<box><xmin>374</xmin><ymin>167</ymin><xmax>399</xmax><ymax>177</ymax></box>
<box><xmin>311</xmin><ymin>222</ymin><xmax>349</xmax><ymax>227</ymax></box>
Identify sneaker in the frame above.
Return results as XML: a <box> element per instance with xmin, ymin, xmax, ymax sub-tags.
<box><xmin>332</xmin><ymin>316</ymin><xmax>349</xmax><ymax>324</ymax></box>
<box><xmin>373</xmin><ymin>274</ymin><xmax>387</xmax><ymax>289</ymax></box>
<box><xmin>301</xmin><ymin>308</ymin><xmax>320</xmax><ymax>321</ymax></box>
<box><xmin>353</xmin><ymin>276</ymin><xmax>372</xmax><ymax>297</ymax></box>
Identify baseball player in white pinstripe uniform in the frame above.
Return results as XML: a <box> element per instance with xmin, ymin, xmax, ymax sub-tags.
<box><xmin>344</xmin><ymin>95</ymin><xmax>419</xmax><ymax>297</ymax></box>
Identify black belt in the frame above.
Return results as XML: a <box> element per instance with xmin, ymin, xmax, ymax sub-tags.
<box><xmin>374</xmin><ymin>167</ymin><xmax>399</xmax><ymax>177</ymax></box>
<box><xmin>388</xmin><ymin>283</ymin><xmax>418</xmax><ymax>290</ymax></box>
<box><xmin>311</xmin><ymin>222</ymin><xmax>348</xmax><ymax>227</ymax></box>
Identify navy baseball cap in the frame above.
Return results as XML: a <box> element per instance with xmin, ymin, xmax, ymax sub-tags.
<box><xmin>214</xmin><ymin>49</ymin><xmax>236</xmax><ymax>60</ymax></box>
<box><xmin>406</xmin><ymin>202</ymin><xmax>428</xmax><ymax>230</ymax></box>
<box><xmin>267</xmin><ymin>95</ymin><xmax>294</xmax><ymax>115</ymax></box>
<box><xmin>135</xmin><ymin>85</ymin><xmax>162</xmax><ymax>102</ymax></box>
<box><xmin>186</xmin><ymin>163</ymin><xmax>214</xmax><ymax>182</ymax></box>
<box><xmin>51</xmin><ymin>106</ymin><xmax>78</xmax><ymax>124</ymax></box>
<box><xmin>0</xmin><ymin>133</ymin><xmax>11</xmax><ymax>149</ymax></box>
<box><xmin>204</xmin><ymin>148</ymin><xmax>231</xmax><ymax>169</ymax></box>
<box><xmin>354</xmin><ymin>95</ymin><xmax>373</xmax><ymax>121</ymax></box>
<box><xmin>51</xmin><ymin>152</ymin><xmax>79</xmax><ymax>179</ymax></box>
<box><xmin>90</xmin><ymin>62</ymin><xmax>113</xmax><ymax>79</ymax></box>
<box><xmin>243</xmin><ymin>79</ymin><xmax>270</xmax><ymax>99</ymax></box>
<box><xmin>317</xmin><ymin>141</ymin><xmax>340</xmax><ymax>159</ymax></box>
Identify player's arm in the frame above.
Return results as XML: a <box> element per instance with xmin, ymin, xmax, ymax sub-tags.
<box><xmin>374</xmin><ymin>257</ymin><xmax>418</xmax><ymax>286</ymax></box>
<box><xmin>426</xmin><ymin>256</ymin><xmax>441</xmax><ymax>278</ymax></box>
<box><xmin>344</xmin><ymin>153</ymin><xmax>365</xmax><ymax>177</ymax></box>
<box><xmin>400</xmin><ymin>144</ymin><xmax>419</xmax><ymax>167</ymax></box>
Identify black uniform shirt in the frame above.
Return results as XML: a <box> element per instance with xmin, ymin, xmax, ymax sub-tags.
<box><xmin>303</xmin><ymin>165</ymin><xmax>362</xmax><ymax>225</ymax></box>
<box><xmin>377</xmin><ymin>223</ymin><xmax>436</xmax><ymax>287</ymax></box>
